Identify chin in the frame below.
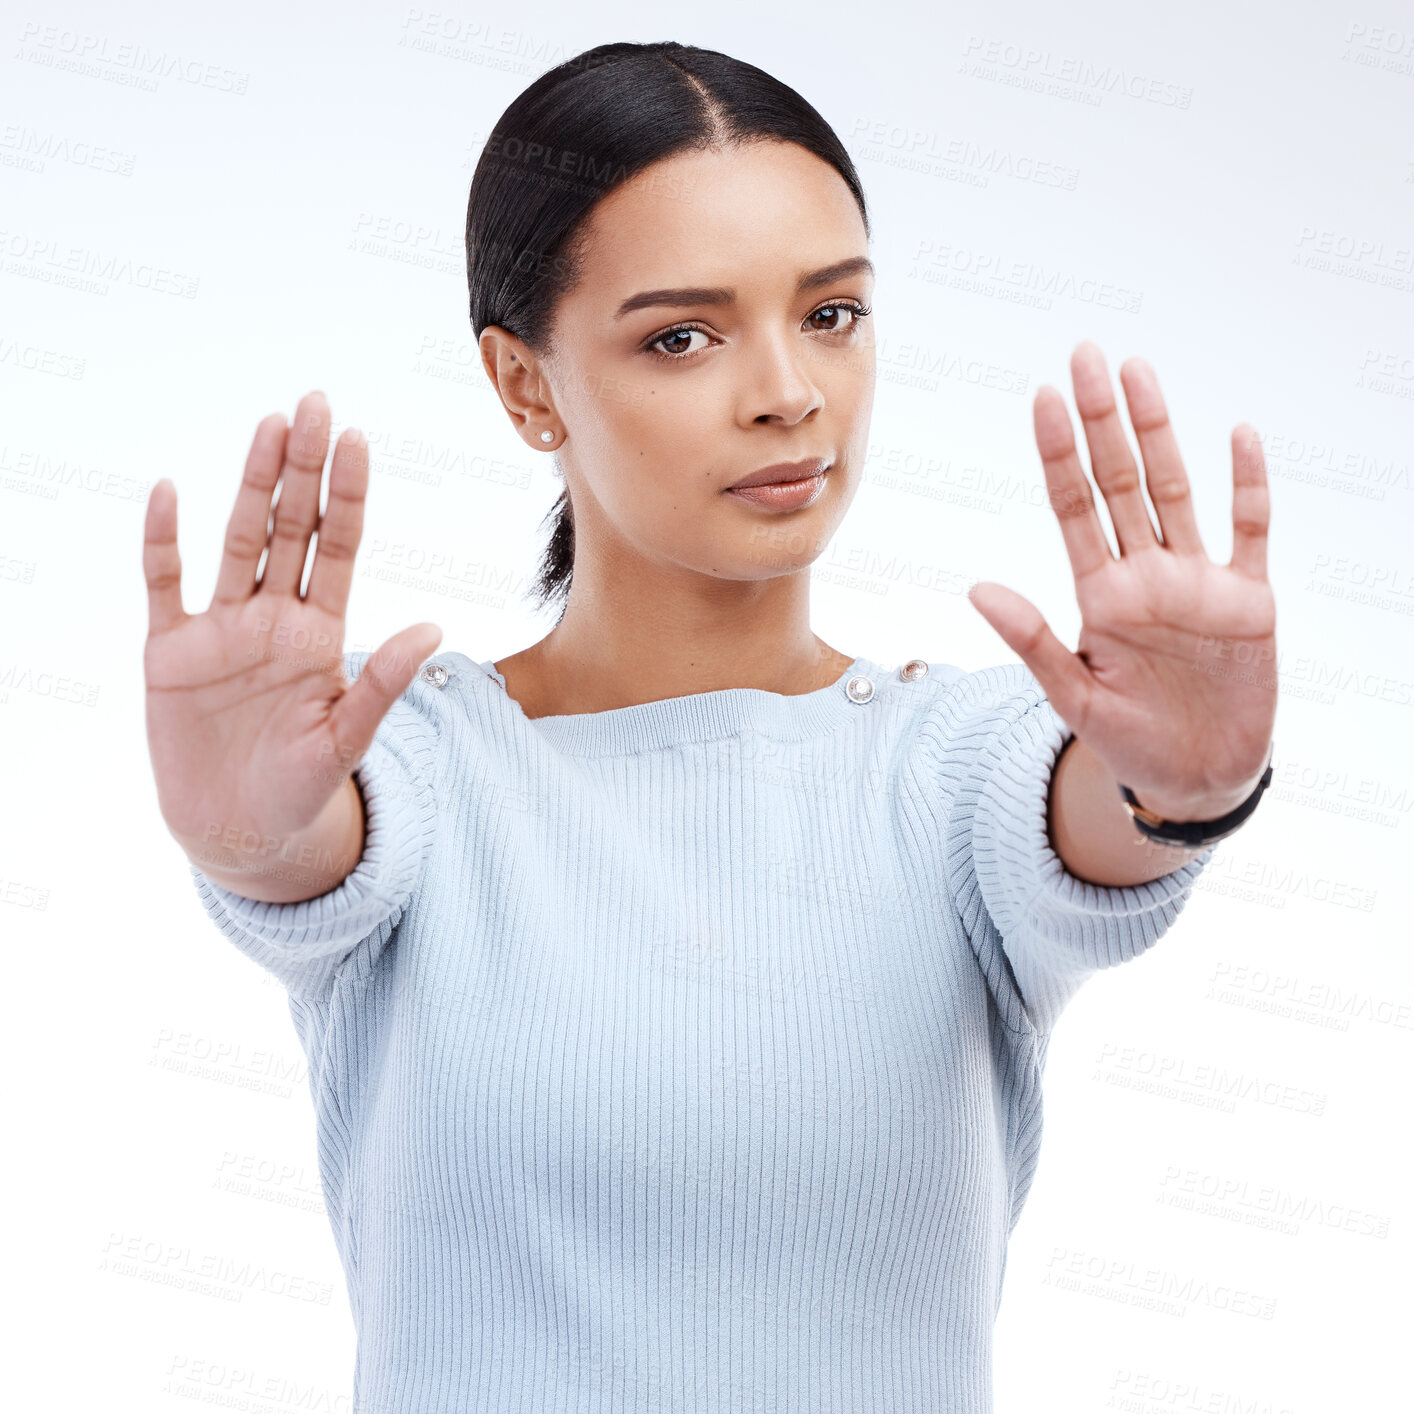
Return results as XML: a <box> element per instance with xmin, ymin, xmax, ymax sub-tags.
<box><xmin>722</xmin><ymin>516</ymin><xmax>838</xmax><ymax>576</ymax></box>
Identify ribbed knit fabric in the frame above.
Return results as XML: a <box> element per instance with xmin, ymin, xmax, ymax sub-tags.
<box><xmin>189</xmin><ymin>648</ymin><xmax>1216</xmax><ymax>1413</ymax></box>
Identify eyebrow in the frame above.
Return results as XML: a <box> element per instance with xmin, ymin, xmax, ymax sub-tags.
<box><xmin>613</xmin><ymin>256</ymin><xmax>875</xmax><ymax>319</ymax></box>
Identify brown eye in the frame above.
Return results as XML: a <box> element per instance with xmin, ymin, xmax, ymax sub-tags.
<box><xmin>649</xmin><ymin>327</ymin><xmax>710</xmax><ymax>358</ymax></box>
<box><xmin>807</xmin><ymin>303</ymin><xmax>867</xmax><ymax>333</ymax></box>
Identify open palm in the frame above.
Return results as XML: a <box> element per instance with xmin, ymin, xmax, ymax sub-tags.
<box><xmin>967</xmin><ymin>342</ymin><xmax>1278</xmax><ymax>821</ymax></box>
<box><xmin>143</xmin><ymin>391</ymin><xmax>442</xmax><ymax>873</ymax></box>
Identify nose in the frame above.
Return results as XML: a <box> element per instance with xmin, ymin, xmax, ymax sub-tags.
<box><xmin>739</xmin><ymin>327</ymin><xmax>825</xmax><ymax>428</ymax></box>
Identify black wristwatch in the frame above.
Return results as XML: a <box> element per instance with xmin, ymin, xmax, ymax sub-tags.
<box><xmin>1118</xmin><ymin>740</ymin><xmax>1275</xmax><ymax>848</ymax></box>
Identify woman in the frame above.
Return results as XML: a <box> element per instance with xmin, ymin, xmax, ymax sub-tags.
<box><xmin>143</xmin><ymin>39</ymin><xmax>1277</xmax><ymax>1414</ymax></box>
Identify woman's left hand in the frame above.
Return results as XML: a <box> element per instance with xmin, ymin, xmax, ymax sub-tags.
<box><xmin>967</xmin><ymin>340</ymin><xmax>1278</xmax><ymax>823</ymax></box>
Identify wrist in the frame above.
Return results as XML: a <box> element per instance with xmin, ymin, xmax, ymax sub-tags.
<box><xmin>1129</xmin><ymin>780</ymin><xmax>1259</xmax><ymax>823</ymax></box>
<box><xmin>1120</xmin><ymin>742</ymin><xmax>1275</xmax><ymax>847</ymax></box>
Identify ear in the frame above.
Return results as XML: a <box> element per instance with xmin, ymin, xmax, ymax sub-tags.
<box><xmin>478</xmin><ymin>326</ymin><xmax>558</xmax><ymax>446</ymax></box>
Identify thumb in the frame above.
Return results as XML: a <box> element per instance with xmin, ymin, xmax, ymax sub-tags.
<box><xmin>332</xmin><ymin>621</ymin><xmax>443</xmax><ymax>762</ymax></box>
<box><xmin>966</xmin><ymin>580</ymin><xmax>1090</xmax><ymax>727</ymax></box>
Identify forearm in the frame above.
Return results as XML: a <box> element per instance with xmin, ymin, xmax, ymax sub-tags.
<box><xmin>1047</xmin><ymin>735</ymin><xmax>1214</xmax><ymax>887</ymax></box>
<box><xmin>177</xmin><ymin>774</ymin><xmax>367</xmax><ymax>904</ymax></box>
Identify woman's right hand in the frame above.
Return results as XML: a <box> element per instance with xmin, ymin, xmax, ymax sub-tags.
<box><xmin>143</xmin><ymin>390</ymin><xmax>442</xmax><ymax>879</ymax></box>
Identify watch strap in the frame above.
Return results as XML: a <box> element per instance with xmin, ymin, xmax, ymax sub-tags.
<box><xmin>1118</xmin><ymin>741</ymin><xmax>1275</xmax><ymax>848</ymax></box>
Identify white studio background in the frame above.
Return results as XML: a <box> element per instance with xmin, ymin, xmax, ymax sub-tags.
<box><xmin>4</xmin><ymin>1</ymin><xmax>1410</xmax><ymax>1409</ymax></box>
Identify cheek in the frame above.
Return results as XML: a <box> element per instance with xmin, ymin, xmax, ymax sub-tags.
<box><xmin>607</xmin><ymin>380</ymin><xmax>722</xmax><ymax>496</ymax></box>
<box><xmin>572</xmin><ymin>405</ymin><xmax>702</xmax><ymax>533</ymax></box>
<box><xmin>592</xmin><ymin>368</ymin><xmax>711</xmax><ymax>449</ymax></box>
<box><xmin>827</xmin><ymin>353</ymin><xmax>876</xmax><ymax>412</ymax></box>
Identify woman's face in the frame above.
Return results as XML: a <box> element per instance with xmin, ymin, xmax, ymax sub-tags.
<box><xmin>509</xmin><ymin>139</ymin><xmax>875</xmax><ymax>584</ymax></box>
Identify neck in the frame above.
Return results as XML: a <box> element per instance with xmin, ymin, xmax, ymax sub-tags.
<box><xmin>495</xmin><ymin>582</ymin><xmax>853</xmax><ymax>718</ymax></box>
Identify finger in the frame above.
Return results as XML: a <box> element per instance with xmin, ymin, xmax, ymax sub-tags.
<box><xmin>1230</xmin><ymin>423</ymin><xmax>1271</xmax><ymax>580</ymax></box>
<box><xmin>259</xmin><ymin>391</ymin><xmax>332</xmax><ymax>596</ymax></box>
<box><xmin>1070</xmin><ymin>340</ymin><xmax>1161</xmax><ymax>555</ymax></box>
<box><xmin>143</xmin><ymin>478</ymin><xmax>186</xmax><ymax>635</ymax></box>
<box><xmin>1033</xmin><ymin>384</ymin><xmax>1115</xmax><ymax>582</ymax></box>
<box><xmin>211</xmin><ymin>411</ymin><xmax>288</xmax><ymax>607</ymax></box>
<box><xmin>303</xmin><ymin>427</ymin><xmax>368</xmax><ymax>617</ymax></box>
<box><xmin>968</xmin><ymin>581</ymin><xmax>1094</xmax><ymax>730</ymax></box>
<box><xmin>1118</xmin><ymin>356</ymin><xmax>1207</xmax><ymax>557</ymax></box>
<box><xmin>330</xmin><ymin>622</ymin><xmax>444</xmax><ymax>764</ymax></box>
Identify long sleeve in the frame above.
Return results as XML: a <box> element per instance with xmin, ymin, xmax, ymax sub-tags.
<box><xmin>189</xmin><ymin>654</ymin><xmax>441</xmax><ymax>1001</ymax></box>
<box><xmin>190</xmin><ymin>645</ymin><xmax>1207</xmax><ymax>1409</ymax></box>
<box><xmin>922</xmin><ymin>662</ymin><xmax>1216</xmax><ymax>1035</ymax></box>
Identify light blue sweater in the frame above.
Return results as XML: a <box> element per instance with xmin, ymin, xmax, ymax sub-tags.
<box><xmin>190</xmin><ymin>649</ymin><xmax>1214</xmax><ymax>1412</ymax></box>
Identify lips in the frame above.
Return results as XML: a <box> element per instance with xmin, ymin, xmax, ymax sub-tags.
<box><xmin>728</xmin><ymin>457</ymin><xmax>831</xmax><ymax>490</ymax></box>
<box><xmin>725</xmin><ymin>460</ymin><xmax>831</xmax><ymax>512</ymax></box>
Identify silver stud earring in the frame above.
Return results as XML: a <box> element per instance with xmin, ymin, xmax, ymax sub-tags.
<box><xmin>540</xmin><ymin>430</ymin><xmax>554</xmax><ymax>443</ymax></box>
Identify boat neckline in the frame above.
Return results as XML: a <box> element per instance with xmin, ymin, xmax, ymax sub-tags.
<box><xmin>442</xmin><ymin>650</ymin><xmax>892</xmax><ymax>754</ymax></box>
